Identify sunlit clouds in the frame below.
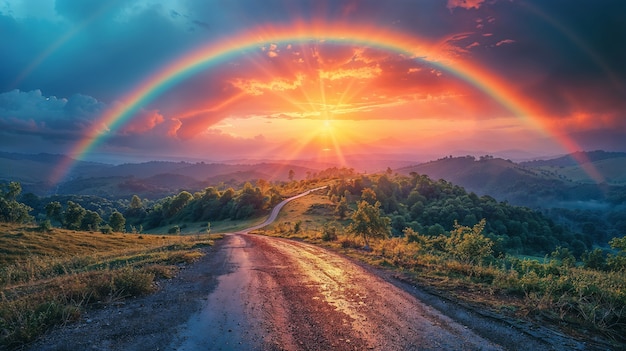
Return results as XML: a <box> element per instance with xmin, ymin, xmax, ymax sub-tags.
<box><xmin>0</xmin><ymin>0</ymin><xmax>624</xmax><ymax>164</ymax></box>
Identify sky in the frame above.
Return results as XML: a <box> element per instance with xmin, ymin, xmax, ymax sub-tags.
<box><xmin>1</xmin><ymin>0</ymin><xmax>625</xmax><ymax>166</ymax></box>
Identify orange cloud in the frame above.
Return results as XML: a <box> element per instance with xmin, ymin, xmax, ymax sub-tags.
<box><xmin>230</xmin><ymin>74</ymin><xmax>305</xmax><ymax>96</ymax></box>
<box><xmin>318</xmin><ymin>65</ymin><xmax>382</xmax><ymax>80</ymax></box>
<box><xmin>118</xmin><ymin>109</ymin><xmax>164</xmax><ymax>135</ymax></box>
<box><xmin>447</xmin><ymin>0</ymin><xmax>485</xmax><ymax>10</ymax></box>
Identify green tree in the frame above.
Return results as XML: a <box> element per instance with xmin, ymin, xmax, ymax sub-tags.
<box><xmin>167</xmin><ymin>191</ymin><xmax>193</xmax><ymax>218</ymax></box>
<box><xmin>360</xmin><ymin>188</ymin><xmax>377</xmax><ymax>205</ymax></box>
<box><xmin>446</xmin><ymin>219</ymin><xmax>493</xmax><ymax>265</ymax></box>
<box><xmin>0</xmin><ymin>182</ymin><xmax>32</xmax><ymax>223</ymax></box>
<box><xmin>334</xmin><ymin>197</ymin><xmax>349</xmax><ymax>219</ymax></box>
<box><xmin>80</xmin><ymin>210</ymin><xmax>102</xmax><ymax>231</ymax></box>
<box><xmin>607</xmin><ymin>235</ymin><xmax>626</xmax><ymax>271</ymax></box>
<box><xmin>64</xmin><ymin>201</ymin><xmax>86</xmax><ymax>230</ymax></box>
<box><xmin>45</xmin><ymin>201</ymin><xmax>63</xmax><ymax>225</ymax></box>
<box><xmin>4</xmin><ymin>181</ymin><xmax>21</xmax><ymax>200</ymax></box>
<box><xmin>550</xmin><ymin>246</ymin><xmax>576</xmax><ymax>268</ymax></box>
<box><xmin>130</xmin><ymin>194</ymin><xmax>143</xmax><ymax>209</ymax></box>
<box><xmin>349</xmin><ymin>200</ymin><xmax>391</xmax><ymax>248</ymax></box>
<box><xmin>582</xmin><ymin>248</ymin><xmax>607</xmax><ymax>270</ymax></box>
<box><xmin>109</xmin><ymin>211</ymin><xmax>126</xmax><ymax>232</ymax></box>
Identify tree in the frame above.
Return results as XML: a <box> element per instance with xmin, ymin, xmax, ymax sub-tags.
<box><xmin>607</xmin><ymin>235</ymin><xmax>626</xmax><ymax>271</ymax></box>
<box><xmin>45</xmin><ymin>201</ymin><xmax>63</xmax><ymax>225</ymax></box>
<box><xmin>167</xmin><ymin>191</ymin><xmax>193</xmax><ymax>218</ymax></box>
<box><xmin>446</xmin><ymin>219</ymin><xmax>493</xmax><ymax>265</ymax></box>
<box><xmin>80</xmin><ymin>210</ymin><xmax>102</xmax><ymax>231</ymax></box>
<box><xmin>0</xmin><ymin>182</ymin><xmax>32</xmax><ymax>223</ymax></box>
<box><xmin>64</xmin><ymin>201</ymin><xmax>86</xmax><ymax>230</ymax></box>
<box><xmin>550</xmin><ymin>246</ymin><xmax>576</xmax><ymax>268</ymax></box>
<box><xmin>334</xmin><ymin>197</ymin><xmax>349</xmax><ymax>219</ymax></box>
<box><xmin>288</xmin><ymin>169</ymin><xmax>295</xmax><ymax>181</ymax></box>
<box><xmin>129</xmin><ymin>195</ymin><xmax>143</xmax><ymax>210</ymax></box>
<box><xmin>109</xmin><ymin>211</ymin><xmax>126</xmax><ymax>232</ymax></box>
<box><xmin>582</xmin><ymin>248</ymin><xmax>607</xmax><ymax>270</ymax></box>
<box><xmin>349</xmin><ymin>200</ymin><xmax>391</xmax><ymax>248</ymax></box>
<box><xmin>360</xmin><ymin>188</ymin><xmax>377</xmax><ymax>205</ymax></box>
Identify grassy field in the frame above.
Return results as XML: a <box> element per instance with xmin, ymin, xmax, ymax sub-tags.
<box><xmin>146</xmin><ymin>216</ymin><xmax>266</xmax><ymax>235</ymax></box>
<box><xmin>0</xmin><ymin>223</ymin><xmax>219</xmax><ymax>349</ymax></box>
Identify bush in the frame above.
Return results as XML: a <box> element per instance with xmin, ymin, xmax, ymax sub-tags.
<box><xmin>113</xmin><ymin>269</ymin><xmax>155</xmax><ymax>297</ymax></box>
<box><xmin>321</xmin><ymin>223</ymin><xmax>338</xmax><ymax>241</ymax></box>
<box><xmin>38</xmin><ymin>219</ymin><xmax>52</xmax><ymax>232</ymax></box>
<box><xmin>339</xmin><ymin>238</ymin><xmax>361</xmax><ymax>249</ymax></box>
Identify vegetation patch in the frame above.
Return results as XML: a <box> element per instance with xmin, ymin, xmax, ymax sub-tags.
<box><xmin>0</xmin><ymin>223</ymin><xmax>216</xmax><ymax>349</ymax></box>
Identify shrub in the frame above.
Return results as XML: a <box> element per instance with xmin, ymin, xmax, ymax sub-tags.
<box><xmin>339</xmin><ymin>238</ymin><xmax>360</xmax><ymax>249</ymax></box>
<box><xmin>113</xmin><ymin>269</ymin><xmax>155</xmax><ymax>297</ymax></box>
<box><xmin>38</xmin><ymin>219</ymin><xmax>52</xmax><ymax>232</ymax></box>
<box><xmin>321</xmin><ymin>223</ymin><xmax>338</xmax><ymax>241</ymax></box>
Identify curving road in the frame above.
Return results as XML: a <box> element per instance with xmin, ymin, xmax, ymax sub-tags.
<box><xmin>243</xmin><ymin>186</ymin><xmax>328</xmax><ymax>233</ymax></box>
<box><xmin>28</xmin><ymin>187</ymin><xmax>592</xmax><ymax>351</ymax></box>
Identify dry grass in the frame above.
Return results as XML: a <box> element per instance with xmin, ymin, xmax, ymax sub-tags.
<box><xmin>0</xmin><ymin>223</ymin><xmax>218</xmax><ymax>349</ymax></box>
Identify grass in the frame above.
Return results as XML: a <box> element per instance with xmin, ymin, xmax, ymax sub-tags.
<box><xmin>253</xmin><ymin>195</ymin><xmax>626</xmax><ymax>348</ymax></box>
<box><xmin>145</xmin><ymin>216</ymin><xmax>267</xmax><ymax>235</ymax></box>
<box><xmin>0</xmin><ymin>222</ymin><xmax>219</xmax><ymax>349</ymax></box>
<box><xmin>263</xmin><ymin>193</ymin><xmax>345</xmax><ymax>236</ymax></box>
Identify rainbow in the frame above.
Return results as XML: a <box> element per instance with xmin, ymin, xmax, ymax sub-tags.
<box><xmin>50</xmin><ymin>23</ymin><xmax>603</xmax><ymax>184</ymax></box>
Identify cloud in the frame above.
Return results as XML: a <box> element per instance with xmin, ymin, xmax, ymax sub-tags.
<box><xmin>230</xmin><ymin>74</ymin><xmax>305</xmax><ymax>96</ymax></box>
<box><xmin>495</xmin><ymin>39</ymin><xmax>515</xmax><ymax>46</ymax></box>
<box><xmin>447</xmin><ymin>0</ymin><xmax>486</xmax><ymax>11</ymax></box>
<box><xmin>0</xmin><ymin>89</ymin><xmax>167</xmax><ymax>146</ymax></box>
<box><xmin>0</xmin><ymin>89</ymin><xmax>104</xmax><ymax>138</ymax></box>
<box><xmin>318</xmin><ymin>65</ymin><xmax>382</xmax><ymax>80</ymax></box>
<box><xmin>118</xmin><ymin>109</ymin><xmax>165</xmax><ymax>135</ymax></box>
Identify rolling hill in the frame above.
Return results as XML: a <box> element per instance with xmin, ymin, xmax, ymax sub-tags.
<box><xmin>0</xmin><ymin>152</ymin><xmax>322</xmax><ymax>198</ymax></box>
<box><xmin>396</xmin><ymin>152</ymin><xmax>626</xmax><ymax>208</ymax></box>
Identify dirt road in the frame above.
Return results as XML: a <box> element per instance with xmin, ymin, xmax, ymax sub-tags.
<box><xmin>29</xmin><ymin>233</ymin><xmax>592</xmax><ymax>351</ymax></box>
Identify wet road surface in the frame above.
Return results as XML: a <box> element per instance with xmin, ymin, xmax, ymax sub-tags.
<box><xmin>170</xmin><ymin>234</ymin><xmax>587</xmax><ymax>350</ymax></box>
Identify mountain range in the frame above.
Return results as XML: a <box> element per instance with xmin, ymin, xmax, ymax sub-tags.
<box><xmin>1</xmin><ymin>150</ymin><xmax>625</xmax><ymax>207</ymax></box>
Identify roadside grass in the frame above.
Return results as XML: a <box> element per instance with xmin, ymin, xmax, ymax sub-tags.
<box><xmin>0</xmin><ymin>222</ymin><xmax>218</xmax><ymax>349</ymax></box>
<box><xmin>262</xmin><ymin>193</ymin><xmax>343</xmax><ymax>238</ymax></box>
<box><xmin>253</xmin><ymin>196</ymin><xmax>626</xmax><ymax>348</ymax></box>
<box><xmin>146</xmin><ymin>217</ymin><xmax>266</xmax><ymax>235</ymax></box>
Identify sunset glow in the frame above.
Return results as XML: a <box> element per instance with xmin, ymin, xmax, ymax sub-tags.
<box><xmin>1</xmin><ymin>1</ymin><xmax>624</xmax><ymax>182</ymax></box>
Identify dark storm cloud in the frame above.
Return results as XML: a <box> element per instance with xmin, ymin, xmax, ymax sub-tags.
<box><xmin>0</xmin><ymin>89</ymin><xmax>105</xmax><ymax>150</ymax></box>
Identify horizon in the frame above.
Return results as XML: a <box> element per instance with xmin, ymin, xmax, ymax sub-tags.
<box><xmin>1</xmin><ymin>1</ymin><xmax>625</xmax><ymax>178</ymax></box>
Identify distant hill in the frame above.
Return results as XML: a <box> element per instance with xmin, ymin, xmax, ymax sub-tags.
<box><xmin>0</xmin><ymin>152</ymin><xmax>321</xmax><ymax>197</ymax></box>
<box><xmin>396</xmin><ymin>153</ymin><xmax>625</xmax><ymax>208</ymax></box>
<box><xmin>521</xmin><ymin>150</ymin><xmax>626</xmax><ymax>185</ymax></box>
<box><xmin>521</xmin><ymin>150</ymin><xmax>626</xmax><ymax>167</ymax></box>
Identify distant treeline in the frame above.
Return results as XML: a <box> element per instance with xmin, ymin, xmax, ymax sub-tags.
<box><xmin>3</xmin><ymin>165</ymin><xmax>621</xmax><ymax>256</ymax></box>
